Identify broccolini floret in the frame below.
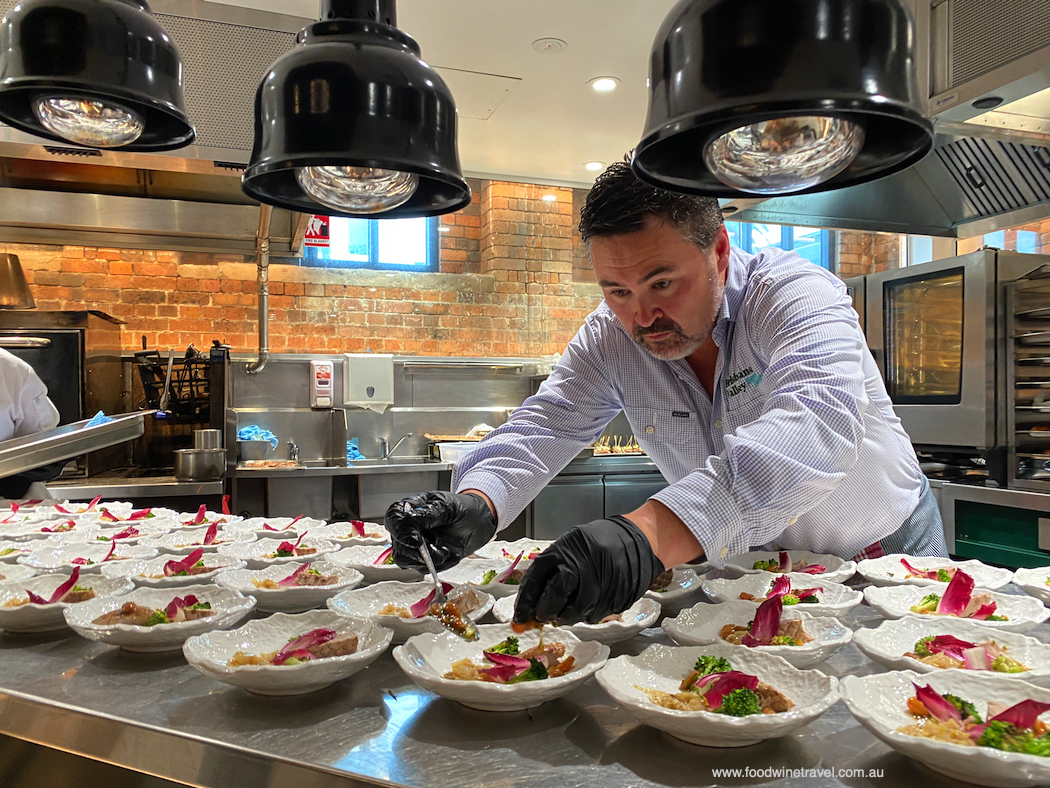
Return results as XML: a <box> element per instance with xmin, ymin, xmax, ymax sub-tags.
<box><xmin>770</xmin><ymin>635</ymin><xmax>799</xmax><ymax>646</ymax></box>
<box><xmin>485</xmin><ymin>637</ymin><xmax>520</xmax><ymax>655</ymax></box>
<box><xmin>944</xmin><ymin>693</ymin><xmax>982</xmax><ymax>723</ymax></box>
<box><xmin>781</xmin><ymin>594</ymin><xmax>800</xmax><ymax>605</ymax></box>
<box><xmin>913</xmin><ymin>635</ymin><xmax>936</xmax><ymax>657</ymax></box>
<box><xmin>798</xmin><ymin>594</ymin><xmax>819</xmax><ymax>604</ymax></box>
<box><xmin>143</xmin><ymin>610</ymin><xmax>170</xmax><ymax>627</ymax></box>
<box><xmin>718</xmin><ymin>687</ymin><xmax>763</xmax><ymax>717</ymax></box>
<box><xmin>187</xmin><ymin>601</ymin><xmax>211</xmax><ymax>611</ymax></box>
<box><xmin>694</xmin><ymin>655</ymin><xmax>732</xmax><ymax>676</ymax></box>
<box><xmin>752</xmin><ymin>559</ymin><xmax>780</xmax><ymax>572</ymax></box>
<box><xmin>909</xmin><ymin>593</ymin><xmax>941</xmax><ymax>614</ymax></box>
<box><xmin>481</xmin><ymin>569</ymin><xmax>497</xmax><ymax>584</ymax></box>
<box><xmin>508</xmin><ymin>658</ymin><xmax>548</xmax><ymax>683</ymax></box>
<box><xmin>976</xmin><ymin>720</ymin><xmax>1050</xmax><ymax>756</ymax></box>
<box><xmin>991</xmin><ymin>654</ymin><xmax>1028</xmax><ymax>674</ymax></box>
<box><xmin>986</xmin><ymin>614</ymin><xmax>1009</xmax><ymax>621</ymax></box>
<box><xmin>936</xmin><ymin>568</ymin><xmax>952</xmax><ymax>583</ymax></box>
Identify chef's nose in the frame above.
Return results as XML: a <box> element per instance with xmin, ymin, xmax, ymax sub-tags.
<box><xmin>636</xmin><ymin>300</ymin><xmax>663</xmax><ymax>328</ymax></box>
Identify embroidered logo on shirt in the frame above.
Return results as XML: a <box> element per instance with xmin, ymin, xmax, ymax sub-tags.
<box><xmin>725</xmin><ymin>366</ymin><xmax>763</xmax><ymax>397</ymax></box>
<box><xmin>672</xmin><ymin>411</ymin><xmax>690</xmax><ymax>418</ymax></box>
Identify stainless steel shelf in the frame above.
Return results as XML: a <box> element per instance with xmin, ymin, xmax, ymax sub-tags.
<box><xmin>0</xmin><ymin>412</ymin><xmax>149</xmax><ymax>478</ymax></box>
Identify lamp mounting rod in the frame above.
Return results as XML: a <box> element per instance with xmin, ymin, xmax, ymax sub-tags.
<box><xmin>320</xmin><ymin>0</ymin><xmax>395</xmax><ymax>24</ymax></box>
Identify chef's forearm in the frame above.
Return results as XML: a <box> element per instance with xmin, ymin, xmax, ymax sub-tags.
<box><xmin>623</xmin><ymin>499</ymin><xmax>704</xmax><ymax>568</ymax></box>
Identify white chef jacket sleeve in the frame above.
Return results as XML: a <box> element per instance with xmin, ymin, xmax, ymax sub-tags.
<box><xmin>0</xmin><ymin>349</ymin><xmax>60</xmax><ymax>442</ymax></box>
<box><xmin>16</xmin><ymin>368</ymin><xmax>60</xmax><ymax>437</ymax></box>
<box><xmin>453</xmin><ymin>317</ymin><xmax>623</xmax><ymax>528</ymax></box>
<box><xmin>650</xmin><ymin>266</ymin><xmax>868</xmax><ymax>565</ymax></box>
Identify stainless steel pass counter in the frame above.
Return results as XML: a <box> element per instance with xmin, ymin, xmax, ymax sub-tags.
<box><xmin>0</xmin><ymin>602</ymin><xmax>989</xmax><ymax>788</ymax></box>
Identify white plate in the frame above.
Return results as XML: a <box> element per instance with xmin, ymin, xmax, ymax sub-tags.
<box><xmin>224</xmin><ymin>516</ymin><xmax>328</xmax><ymax>539</ymax></box>
<box><xmin>858</xmin><ymin>554</ymin><xmax>1014</xmax><ymax>590</ymax></box>
<box><xmin>0</xmin><ymin>572</ymin><xmax>133</xmax><ymax>632</ymax></box>
<box><xmin>0</xmin><ymin>540</ymin><xmax>35</xmax><ymax>564</ymax></box>
<box><xmin>471</xmin><ymin>538</ymin><xmax>552</xmax><ymax>561</ymax></box>
<box><xmin>438</xmin><ymin>558</ymin><xmax>523</xmax><ymax>599</ymax></box>
<box><xmin>172</xmin><ymin>511</ymin><xmax>244</xmax><ymax>528</ymax></box>
<box><xmin>0</xmin><ymin>519</ymin><xmax>101</xmax><ymax>541</ymax></box>
<box><xmin>217</xmin><ymin>538</ymin><xmax>338</xmax><ymax>571</ymax></box>
<box><xmin>327</xmin><ymin>545</ymin><xmax>423</xmax><ymax>584</ymax></box>
<box><xmin>0</xmin><ymin>564</ymin><xmax>34</xmax><ymax>583</ymax></box>
<box><xmin>85</xmin><ymin>504</ymin><xmax>180</xmax><ymax>523</ymax></box>
<box><xmin>596</xmin><ymin>641</ymin><xmax>839</xmax><ymax>747</ymax></box>
<box><xmin>19</xmin><ymin>542</ymin><xmax>159</xmax><ymax>573</ymax></box>
<box><xmin>863</xmin><ymin>585</ymin><xmax>1050</xmax><ymax>633</ymax></box>
<box><xmin>700</xmin><ymin>572</ymin><xmax>863</xmax><ymax>618</ymax></box>
<box><xmin>393</xmin><ymin>623</ymin><xmax>609</xmax><ymax>711</ymax></box>
<box><xmin>215</xmin><ymin>561</ymin><xmax>364</xmax><ymax>613</ymax></box>
<box><xmin>491</xmin><ymin>595</ymin><xmax>661</xmax><ymax>644</ymax></box>
<box><xmin>304</xmin><ymin>522</ymin><xmax>389</xmax><ymax>547</ymax></box>
<box><xmin>89</xmin><ymin>522</ymin><xmax>174</xmax><ymax>545</ymax></box>
<box><xmin>853</xmin><ymin>615</ymin><xmax>1050</xmax><ymax>687</ymax></box>
<box><xmin>662</xmin><ymin>599</ymin><xmax>852</xmax><ymax>669</ymax></box>
<box><xmin>101</xmin><ymin>554</ymin><xmax>248</xmax><ymax>588</ymax></box>
<box><xmin>724</xmin><ymin>550</ymin><xmax>856</xmax><ymax>584</ymax></box>
<box><xmin>1012</xmin><ymin>566</ymin><xmax>1050</xmax><ymax>607</ymax></box>
<box><xmin>327</xmin><ymin>580</ymin><xmax>494</xmax><ymax>644</ymax></box>
<box><xmin>141</xmin><ymin>526</ymin><xmax>256</xmax><ymax>555</ymax></box>
<box><xmin>184</xmin><ymin>611</ymin><xmax>392</xmax><ymax>695</ymax></box>
<box><xmin>64</xmin><ymin>584</ymin><xmax>255</xmax><ymax>652</ymax></box>
<box><xmin>840</xmin><ymin>669</ymin><xmax>1050</xmax><ymax>787</ymax></box>
<box><xmin>645</xmin><ymin>567</ymin><xmax>704</xmax><ymax>605</ymax></box>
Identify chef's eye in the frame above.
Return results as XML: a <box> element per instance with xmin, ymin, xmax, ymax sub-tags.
<box><xmin>653</xmin><ymin>280</ymin><xmax>671</xmax><ymax>290</ymax></box>
<box><xmin>610</xmin><ymin>289</ymin><xmax>629</xmax><ymax>298</ymax></box>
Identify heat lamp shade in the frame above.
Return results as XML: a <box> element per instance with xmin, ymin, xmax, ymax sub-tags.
<box><xmin>240</xmin><ymin>19</ymin><xmax>471</xmax><ymax>219</ymax></box>
<box><xmin>0</xmin><ymin>254</ymin><xmax>35</xmax><ymax>309</ymax></box>
<box><xmin>633</xmin><ymin>0</ymin><xmax>934</xmax><ymax>197</ymax></box>
<box><xmin>0</xmin><ymin>0</ymin><xmax>194</xmax><ymax>151</ymax></box>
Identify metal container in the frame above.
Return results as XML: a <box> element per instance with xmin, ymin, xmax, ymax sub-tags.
<box><xmin>174</xmin><ymin>448</ymin><xmax>226</xmax><ymax>481</ymax></box>
<box><xmin>238</xmin><ymin>440</ymin><xmax>273</xmax><ymax>461</ymax></box>
<box><xmin>193</xmin><ymin>429</ymin><xmax>223</xmax><ymax>449</ymax></box>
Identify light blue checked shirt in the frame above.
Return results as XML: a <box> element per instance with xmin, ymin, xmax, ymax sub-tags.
<box><xmin>453</xmin><ymin>246</ymin><xmax>926</xmax><ymax>567</ymax></box>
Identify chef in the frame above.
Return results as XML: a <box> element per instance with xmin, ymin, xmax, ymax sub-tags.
<box><xmin>0</xmin><ymin>347</ymin><xmax>62</xmax><ymax>500</ymax></box>
<box><xmin>387</xmin><ymin>158</ymin><xmax>945</xmax><ymax>625</ymax></box>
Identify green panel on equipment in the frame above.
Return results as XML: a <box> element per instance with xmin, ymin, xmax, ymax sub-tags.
<box><xmin>954</xmin><ymin>500</ymin><xmax>1050</xmax><ymax>569</ymax></box>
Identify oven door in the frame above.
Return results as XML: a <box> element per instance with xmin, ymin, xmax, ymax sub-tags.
<box><xmin>867</xmin><ymin>251</ymin><xmax>996</xmax><ymax>449</ymax></box>
<box><xmin>0</xmin><ymin>330</ymin><xmax>83</xmax><ymax>426</ymax></box>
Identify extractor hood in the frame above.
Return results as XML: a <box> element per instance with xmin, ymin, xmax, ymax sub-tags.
<box><xmin>723</xmin><ymin>0</ymin><xmax>1050</xmax><ymax>237</ymax></box>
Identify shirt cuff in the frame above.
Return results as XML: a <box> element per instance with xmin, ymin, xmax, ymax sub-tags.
<box><xmin>455</xmin><ymin>470</ymin><xmax>515</xmax><ymax>532</ymax></box>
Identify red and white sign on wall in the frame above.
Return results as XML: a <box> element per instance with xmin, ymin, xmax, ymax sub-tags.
<box><xmin>304</xmin><ymin>215</ymin><xmax>329</xmax><ymax>247</ymax></box>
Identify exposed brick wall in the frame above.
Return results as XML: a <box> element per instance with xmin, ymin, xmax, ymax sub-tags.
<box><xmin>836</xmin><ymin>231</ymin><xmax>900</xmax><ymax>277</ymax></box>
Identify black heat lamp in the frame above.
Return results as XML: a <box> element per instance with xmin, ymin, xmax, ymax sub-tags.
<box><xmin>241</xmin><ymin>0</ymin><xmax>470</xmax><ymax>219</ymax></box>
<box><xmin>633</xmin><ymin>0</ymin><xmax>934</xmax><ymax>197</ymax></box>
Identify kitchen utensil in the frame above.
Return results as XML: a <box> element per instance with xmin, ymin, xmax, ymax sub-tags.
<box><xmin>157</xmin><ymin>348</ymin><xmax>175</xmax><ymax>414</ymax></box>
<box><xmin>174</xmin><ymin>448</ymin><xmax>226</xmax><ymax>481</ymax></box>
<box><xmin>418</xmin><ymin>542</ymin><xmax>478</xmax><ymax>641</ymax></box>
<box><xmin>193</xmin><ymin>429</ymin><xmax>223</xmax><ymax>449</ymax></box>
<box><xmin>238</xmin><ymin>440</ymin><xmax>273</xmax><ymax>461</ymax></box>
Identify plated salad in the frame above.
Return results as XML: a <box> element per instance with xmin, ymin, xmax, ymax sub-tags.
<box><xmin>91</xmin><ymin>594</ymin><xmax>213</xmax><ymax>626</ymax></box>
<box><xmin>3</xmin><ymin>567</ymin><xmax>94</xmax><ymax>606</ymax></box>
<box><xmin>739</xmin><ymin>575</ymin><xmax>821</xmax><ymax>606</ymax></box>
<box><xmin>480</xmin><ymin>551</ymin><xmax>527</xmax><ymax>587</ymax></box>
<box><xmin>906</xmin><ymin>634</ymin><xmax>1028</xmax><ymax>674</ymax></box>
<box><xmin>642</xmin><ymin>654</ymin><xmax>795</xmax><ymax>716</ymax></box>
<box><xmin>720</xmin><ymin>595</ymin><xmax>813</xmax><ymax>647</ymax></box>
<box><xmin>909</xmin><ymin>570</ymin><xmax>1007</xmax><ymax>621</ymax></box>
<box><xmin>444</xmin><ymin>635</ymin><xmax>576</xmax><ymax>683</ymax></box>
<box><xmin>378</xmin><ymin>582</ymin><xmax>483</xmax><ymax>638</ymax></box>
<box><xmin>753</xmin><ymin>551</ymin><xmax>826</xmax><ymax>575</ymax></box>
<box><xmin>264</xmin><ymin>533</ymin><xmax>317</xmax><ymax>559</ymax></box>
<box><xmin>227</xmin><ymin>627</ymin><xmax>359</xmax><ymax>666</ymax></box>
<box><xmin>252</xmin><ymin>562</ymin><xmax>340</xmax><ymax>589</ymax></box>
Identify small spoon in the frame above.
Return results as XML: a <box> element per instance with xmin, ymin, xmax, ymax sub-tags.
<box><xmin>417</xmin><ymin>541</ymin><xmax>479</xmax><ymax>641</ymax></box>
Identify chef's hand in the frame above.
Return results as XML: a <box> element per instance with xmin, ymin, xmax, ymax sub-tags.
<box><xmin>513</xmin><ymin>515</ymin><xmax>665</xmax><ymax>625</ymax></box>
<box><xmin>385</xmin><ymin>491</ymin><xmax>498</xmax><ymax>572</ymax></box>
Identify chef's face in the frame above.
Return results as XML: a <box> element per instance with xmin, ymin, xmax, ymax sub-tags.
<box><xmin>590</xmin><ymin>218</ymin><xmax>730</xmax><ymax>360</ymax></box>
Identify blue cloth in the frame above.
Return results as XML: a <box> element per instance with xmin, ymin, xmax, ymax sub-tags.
<box><xmin>453</xmin><ymin>246</ymin><xmax>928</xmax><ymax>567</ymax></box>
<box><xmin>85</xmin><ymin>410</ymin><xmax>112</xmax><ymax>427</ymax></box>
<box><xmin>237</xmin><ymin>425</ymin><xmax>278</xmax><ymax>449</ymax></box>
<box><xmin>347</xmin><ymin>438</ymin><xmax>366</xmax><ymax>461</ymax></box>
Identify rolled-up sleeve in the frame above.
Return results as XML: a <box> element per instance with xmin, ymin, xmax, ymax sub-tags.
<box><xmin>651</xmin><ymin>268</ymin><xmax>869</xmax><ymax>565</ymax></box>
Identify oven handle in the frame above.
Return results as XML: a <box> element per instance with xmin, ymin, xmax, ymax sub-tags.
<box><xmin>0</xmin><ymin>337</ymin><xmax>51</xmax><ymax>348</ymax></box>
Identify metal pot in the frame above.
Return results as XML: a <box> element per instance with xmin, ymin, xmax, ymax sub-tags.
<box><xmin>174</xmin><ymin>448</ymin><xmax>226</xmax><ymax>481</ymax></box>
<box><xmin>193</xmin><ymin>429</ymin><xmax>223</xmax><ymax>449</ymax></box>
<box><xmin>238</xmin><ymin>440</ymin><xmax>273</xmax><ymax>461</ymax></box>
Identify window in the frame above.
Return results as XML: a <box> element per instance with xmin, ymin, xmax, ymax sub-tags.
<box><xmin>724</xmin><ymin>221</ymin><xmax>834</xmax><ymax>270</ymax></box>
<box><xmin>301</xmin><ymin>215</ymin><xmax>439</xmax><ymax>271</ymax></box>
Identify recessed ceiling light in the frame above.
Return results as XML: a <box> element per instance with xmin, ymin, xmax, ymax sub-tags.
<box><xmin>589</xmin><ymin>77</ymin><xmax>619</xmax><ymax>93</ymax></box>
<box><xmin>542</xmin><ymin>194</ymin><xmax>557</xmax><ymax>202</ymax></box>
<box><xmin>585</xmin><ymin>161</ymin><xmax>605</xmax><ymax>172</ymax></box>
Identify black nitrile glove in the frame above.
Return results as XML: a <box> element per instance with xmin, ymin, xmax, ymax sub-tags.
<box><xmin>513</xmin><ymin>515</ymin><xmax>664</xmax><ymax>625</ymax></box>
<box><xmin>385</xmin><ymin>491</ymin><xmax>498</xmax><ymax>572</ymax></box>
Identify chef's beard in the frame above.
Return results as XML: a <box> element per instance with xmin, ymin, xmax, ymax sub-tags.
<box><xmin>632</xmin><ymin>318</ymin><xmax>712</xmax><ymax>360</ymax></box>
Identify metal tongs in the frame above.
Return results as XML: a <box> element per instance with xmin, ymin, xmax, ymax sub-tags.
<box><xmin>417</xmin><ymin>539</ymin><xmax>479</xmax><ymax>642</ymax></box>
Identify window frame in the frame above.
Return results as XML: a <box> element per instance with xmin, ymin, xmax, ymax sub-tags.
<box><xmin>301</xmin><ymin>216</ymin><xmax>441</xmax><ymax>272</ymax></box>
<box><xmin>724</xmin><ymin>221</ymin><xmax>835</xmax><ymax>271</ymax></box>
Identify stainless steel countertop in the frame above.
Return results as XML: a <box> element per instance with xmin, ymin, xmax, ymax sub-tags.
<box><xmin>48</xmin><ymin>475</ymin><xmax>223</xmax><ymax>500</ymax></box>
<box><xmin>230</xmin><ymin>459</ymin><xmax>453</xmax><ymax>478</ymax></box>
<box><xmin>0</xmin><ymin>588</ymin><xmax>1007</xmax><ymax>788</ymax></box>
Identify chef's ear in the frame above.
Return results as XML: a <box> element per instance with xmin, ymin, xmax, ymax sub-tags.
<box><xmin>713</xmin><ymin>225</ymin><xmax>731</xmax><ymax>275</ymax></box>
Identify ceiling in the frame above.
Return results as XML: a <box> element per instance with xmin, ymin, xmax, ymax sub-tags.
<box><xmin>207</xmin><ymin>0</ymin><xmax>681</xmax><ymax>188</ymax></box>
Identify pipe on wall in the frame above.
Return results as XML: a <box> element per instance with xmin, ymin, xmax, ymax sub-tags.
<box><xmin>245</xmin><ymin>203</ymin><xmax>273</xmax><ymax>375</ymax></box>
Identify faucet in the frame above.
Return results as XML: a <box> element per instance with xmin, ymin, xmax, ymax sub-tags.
<box><xmin>288</xmin><ymin>440</ymin><xmax>299</xmax><ymax>463</ymax></box>
<box><xmin>380</xmin><ymin>433</ymin><xmax>414</xmax><ymax>460</ymax></box>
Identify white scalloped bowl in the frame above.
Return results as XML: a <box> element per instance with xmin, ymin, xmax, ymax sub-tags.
<box><xmin>0</xmin><ymin>519</ymin><xmax>102</xmax><ymax>542</ymax></box>
<box><xmin>701</xmin><ymin>572</ymin><xmax>863</xmax><ymax>618</ymax></box>
<box><xmin>472</xmin><ymin>538</ymin><xmax>552</xmax><ymax>561</ymax></box>
<box><xmin>327</xmin><ymin>545</ymin><xmax>423</xmax><ymax>584</ymax></box>
<box><xmin>393</xmin><ymin>623</ymin><xmax>609</xmax><ymax>711</ymax></box>
<box><xmin>1012</xmin><ymin>567</ymin><xmax>1050</xmax><ymax>607</ymax></box>
<box><xmin>183</xmin><ymin>611</ymin><xmax>392</xmax><ymax>695</ymax></box>
<box><xmin>101</xmin><ymin>554</ymin><xmax>247</xmax><ymax>589</ymax></box>
<box><xmin>87</xmin><ymin>522</ymin><xmax>175</xmax><ymax>546</ymax></box>
<box><xmin>0</xmin><ymin>510</ymin><xmax>65</xmax><ymax>531</ymax></box>
<box><xmin>853</xmin><ymin>615</ymin><xmax>1050</xmax><ymax>687</ymax></box>
<box><xmin>18</xmin><ymin>542</ymin><xmax>159</xmax><ymax>573</ymax></box>
<box><xmin>308</xmin><ymin>522</ymin><xmax>390</xmax><ymax>547</ymax></box>
<box><xmin>0</xmin><ymin>572</ymin><xmax>133</xmax><ymax>632</ymax></box>
<box><xmin>172</xmin><ymin>511</ymin><xmax>244</xmax><ymax>528</ymax></box>
<box><xmin>662</xmin><ymin>599</ymin><xmax>852</xmax><ymax>669</ymax></box>
<box><xmin>224</xmin><ymin>516</ymin><xmax>327</xmax><ymax>540</ymax></box>
<box><xmin>327</xmin><ymin>580</ymin><xmax>494</xmax><ymax>643</ymax></box>
<box><xmin>840</xmin><ymin>669</ymin><xmax>1050</xmax><ymax>787</ymax></box>
<box><xmin>141</xmin><ymin>526</ymin><xmax>257</xmax><ymax>555</ymax></box>
<box><xmin>492</xmin><ymin>594</ymin><xmax>661</xmax><ymax>644</ymax></box>
<box><xmin>217</xmin><ymin>537</ymin><xmax>338</xmax><ymax>571</ymax></box>
<box><xmin>63</xmin><ymin>584</ymin><xmax>256</xmax><ymax>652</ymax></box>
<box><xmin>0</xmin><ymin>540</ymin><xmax>36</xmax><ymax>564</ymax></box>
<box><xmin>81</xmin><ymin>504</ymin><xmax>179</xmax><ymax>524</ymax></box>
<box><xmin>437</xmin><ymin>558</ymin><xmax>523</xmax><ymax>599</ymax></box>
<box><xmin>215</xmin><ymin>561</ymin><xmax>364</xmax><ymax>613</ymax></box>
<box><xmin>858</xmin><ymin>554</ymin><xmax>1014</xmax><ymax>590</ymax></box>
<box><xmin>0</xmin><ymin>564</ymin><xmax>35</xmax><ymax>583</ymax></box>
<box><xmin>863</xmin><ymin>585</ymin><xmax>1050</xmax><ymax>633</ymax></box>
<box><xmin>596</xmin><ymin>641</ymin><xmax>839</xmax><ymax>747</ymax></box>
<box><xmin>645</xmin><ymin>567</ymin><xmax>704</xmax><ymax>606</ymax></box>
<box><xmin>724</xmin><ymin>550</ymin><xmax>856</xmax><ymax>584</ymax></box>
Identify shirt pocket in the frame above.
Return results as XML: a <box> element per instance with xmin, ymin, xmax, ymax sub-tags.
<box><xmin>722</xmin><ymin>385</ymin><xmax>765</xmax><ymax>431</ymax></box>
<box><xmin>623</xmin><ymin>406</ymin><xmax>702</xmax><ymax>470</ymax></box>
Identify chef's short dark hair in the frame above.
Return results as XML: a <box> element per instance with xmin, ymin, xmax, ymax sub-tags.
<box><xmin>579</xmin><ymin>155</ymin><xmax>724</xmax><ymax>250</ymax></box>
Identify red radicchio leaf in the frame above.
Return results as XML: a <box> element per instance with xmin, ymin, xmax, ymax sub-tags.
<box><xmin>263</xmin><ymin>523</ymin><xmax>282</xmax><ymax>531</ymax></box>
<box><xmin>913</xmin><ymin>683</ymin><xmax>962</xmax><ymax>722</ymax></box>
<box><xmin>289</xmin><ymin>514</ymin><xmax>305</xmax><ymax>526</ymax></box>
<box><xmin>101</xmin><ymin>541</ymin><xmax>118</xmax><ymax>562</ymax></box>
<box><xmin>482</xmin><ymin>650</ymin><xmax>531</xmax><ymax>670</ymax></box>
<box><xmin>372</xmin><ymin>546</ymin><xmax>393</xmax><ymax>566</ymax></box>
<box><xmin>23</xmin><ymin>500</ymin><xmax>41</xmax><ymax>506</ymax></box>
<box><xmin>926</xmin><ymin>634</ymin><xmax>977</xmax><ymax>661</ymax></box>
<box><xmin>43</xmin><ymin>566</ymin><xmax>81</xmax><ymax>604</ymax></box>
<box><xmin>901</xmin><ymin>558</ymin><xmax>939</xmax><ymax>580</ymax></box>
<box><xmin>480</xmin><ymin>664</ymin><xmax>527</xmax><ymax>683</ymax></box>
<box><xmin>277</xmin><ymin>532</ymin><xmax>307</xmax><ymax>555</ymax></box>
<box><xmin>767</xmin><ymin>575</ymin><xmax>791</xmax><ymax>599</ymax></box>
<box><xmin>971</xmin><ymin>602</ymin><xmax>1000</xmax><ymax>620</ymax></box>
<box><xmin>778</xmin><ymin>551</ymin><xmax>790</xmax><ymax>572</ymax></box>
<box><xmin>164</xmin><ymin>549</ymin><xmax>205</xmax><ymax>577</ymax></box>
<box><xmin>797</xmin><ymin>564</ymin><xmax>826</xmax><ymax>574</ymax></box>
<box><xmin>703</xmin><ymin>671</ymin><xmax>760</xmax><ymax>710</ymax></box>
<box><xmin>52</xmin><ymin>504</ymin><xmax>71</xmax><ymax>515</ymax></box>
<box><xmin>409</xmin><ymin>582</ymin><xmax>454</xmax><ymax>617</ymax></box>
<box><xmin>1</xmin><ymin>503</ymin><xmax>18</xmax><ymax>523</ymax></box>
<box><xmin>71</xmin><ymin>557</ymin><xmax>90</xmax><ymax>565</ymax></box>
<box><xmin>937</xmin><ymin>570</ymin><xmax>975</xmax><ymax>616</ymax></box>
<box><xmin>277</xmin><ymin>563</ymin><xmax>312</xmax><ymax>587</ymax></box>
<box><xmin>86</xmin><ymin>495</ymin><xmax>102</xmax><ymax>511</ymax></box>
<box><xmin>25</xmin><ymin>589</ymin><xmax>48</xmax><ymax>605</ymax></box>
<box><xmin>221</xmin><ymin>494</ymin><xmax>231</xmax><ymax>516</ymax></box>
<box><xmin>796</xmin><ymin>586</ymin><xmax>822</xmax><ymax>599</ymax></box>
<box><xmin>742</xmin><ymin>595</ymin><xmax>783</xmax><ymax>647</ymax></box>
<box><xmin>990</xmin><ymin>700</ymin><xmax>1050</xmax><ymax>729</ymax></box>
<box><xmin>110</xmin><ymin>526</ymin><xmax>140</xmax><ymax>540</ymax></box>
<box><xmin>99</xmin><ymin>507</ymin><xmax>121</xmax><ymax>523</ymax></box>
<box><xmin>273</xmin><ymin>628</ymin><xmax>336</xmax><ymax>665</ymax></box>
<box><xmin>165</xmin><ymin>594</ymin><xmax>199</xmax><ymax>620</ymax></box>
<box><xmin>351</xmin><ymin>520</ymin><xmax>366</xmax><ymax>538</ymax></box>
<box><xmin>494</xmin><ymin>551</ymin><xmax>525</xmax><ymax>584</ymax></box>
<box><xmin>41</xmin><ymin>520</ymin><xmax>75</xmax><ymax>533</ymax></box>
<box><xmin>203</xmin><ymin>523</ymin><xmax>218</xmax><ymax>546</ymax></box>
<box><xmin>127</xmin><ymin>508</ymin><xmax>153</xmax><ymax>521</ymax></box>
<box><xmin>190</xmin><ymin>504</ymin><xmax>207</xmax><ymax>525</ymax></box>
